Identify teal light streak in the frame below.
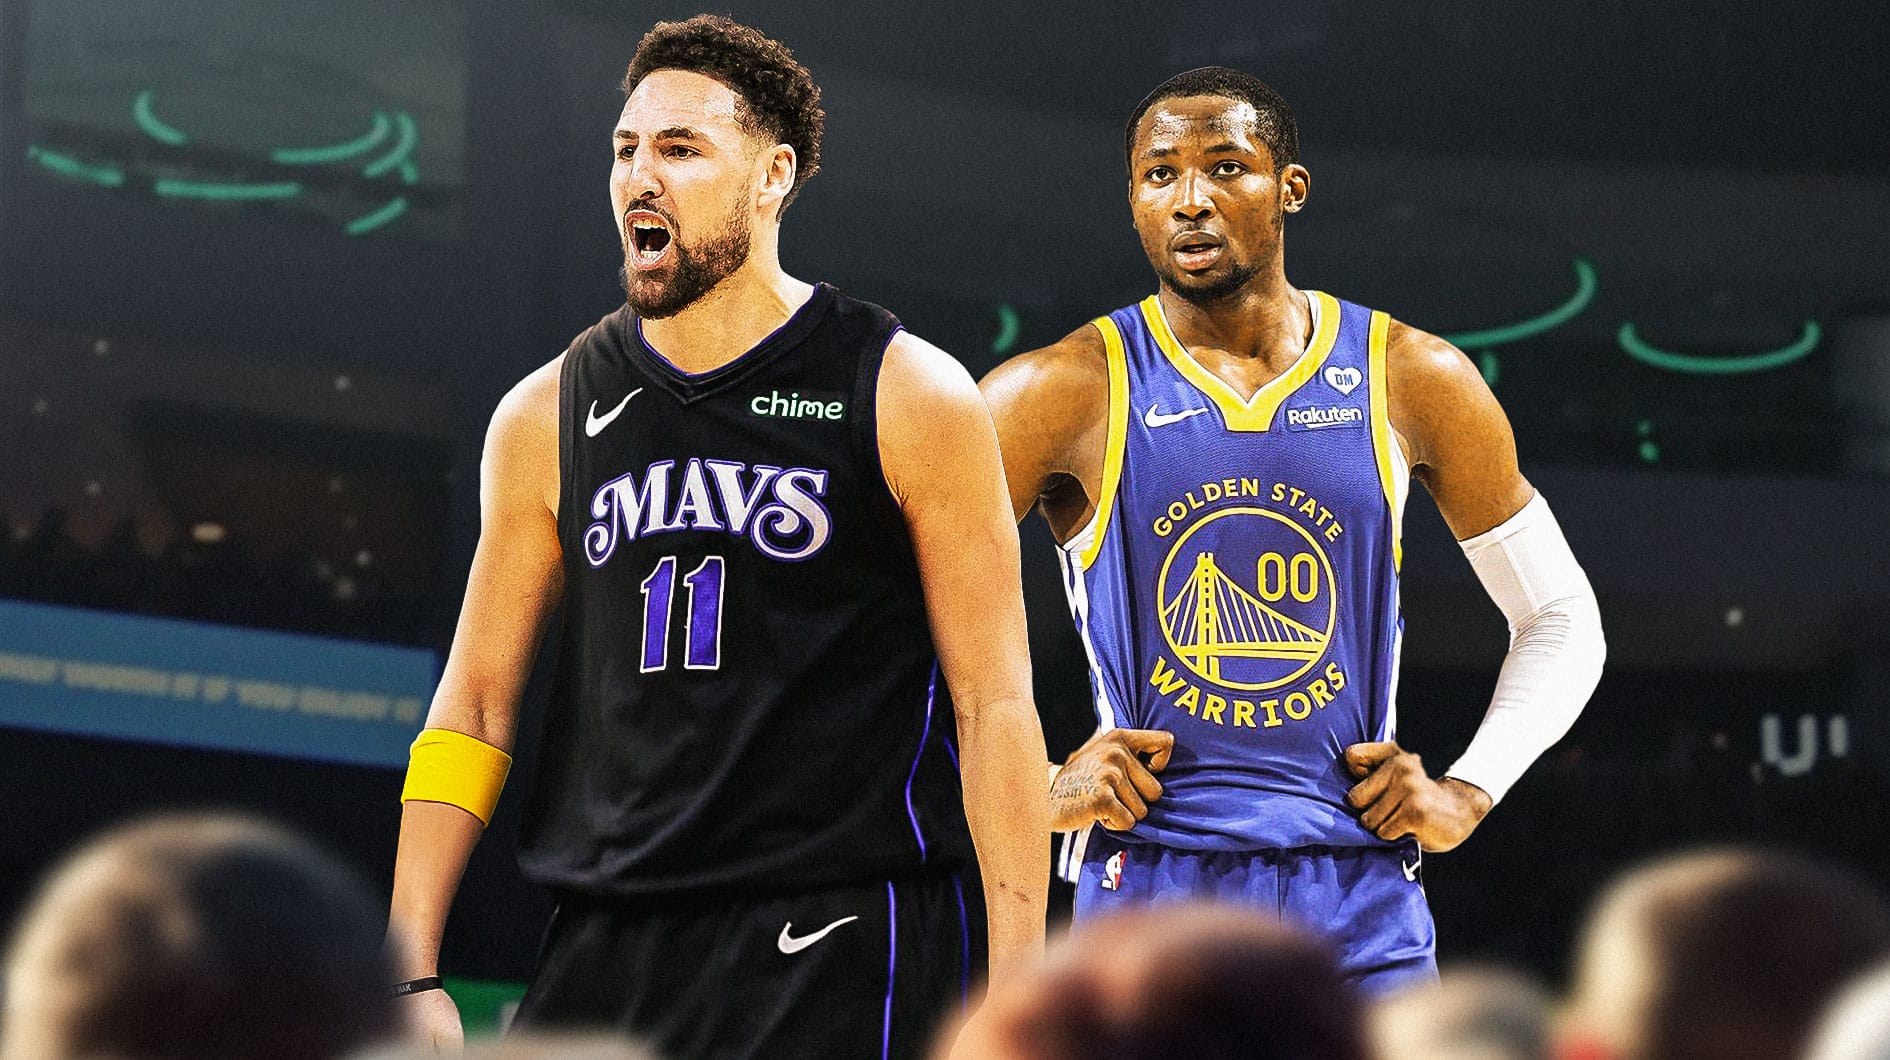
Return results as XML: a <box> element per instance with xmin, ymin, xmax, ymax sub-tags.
<box><xmin>26</xmin><ymin>145</ymin><xmax>125</xmax><ymax>187</ymax></box>
<box><xmin>346</xmin><ymin>197</ymin><xmax>409</xmax><ymax>235</ymax></box>
<box><xmin>1638</xmin><ymin>440</ymin><xmax>1661</xmax><ymax>463</ymax></box>
<box><xmin>398</xmin><ymin>160</ymin><xmax>420</xmax><ymax>185</ymax></box>
<box><xmin>155</xmin><ymin>179</ymin><xmax>302</xmax><ymax>201</ymax></box>
<box><xmin>992</xmin><ymin>304</ymin><xmax>1021</xmax><ymax>355</ymax></box>
<box><xmin>362</xmin><ymin>112</ymin><xmax>418</xmax><ymax>178</ymax></box>
<box><xmin>272</xmin><ymin>111</ymin><xmax>392</xmax><ymax>165</ymax></box>
<box><xmin>132</xmin><ymin>89</ymin><xmax>189</xmax><ymax>146</ymax></box>
<box><xmin>1617</xmin><ymin>320</ymin><xmax>1821</xmax><ymax>375</ymax></box>
<box><xmin>1477</xmin><ymin>350</ymin><xmax>1500</xmax><ymax>386</ymax></box>
<box><xmin>1443</xmin><ymin>258</ymin><xmax>1598</xmax><ymax>349</ymax></box>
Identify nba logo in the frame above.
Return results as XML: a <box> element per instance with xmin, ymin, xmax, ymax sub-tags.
<box><xmin>1101</xmin><ymin>850</ymin><xmax>1125</xmax><ymax>891</ymax></box>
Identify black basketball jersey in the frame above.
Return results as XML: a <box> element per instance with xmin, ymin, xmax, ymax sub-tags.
<box><xmin>518</xmin><ymin>283</ymin><xmax>974</xmax><ymax>898</ymax></box>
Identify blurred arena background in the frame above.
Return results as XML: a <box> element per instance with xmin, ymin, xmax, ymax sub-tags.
<box><xmin>1</xmin><ymin>0</ymin><xmax>1886</xmax><ymax>1024</ymax></box>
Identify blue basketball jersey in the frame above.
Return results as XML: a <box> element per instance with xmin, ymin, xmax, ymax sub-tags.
<box><xmin>1059</xmin><ymin>291</ymin><xmax>1409</xmax><ymax>852</ymax></box>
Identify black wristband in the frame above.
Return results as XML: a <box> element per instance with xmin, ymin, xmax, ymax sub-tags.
<box><xmin>388</xmin><ymin>975</ymin><xmax>444</xmax><ymax>999</ymax></box>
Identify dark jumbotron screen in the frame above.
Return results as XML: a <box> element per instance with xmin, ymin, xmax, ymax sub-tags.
<box><xmin>18</xmin><ymin>0</ymin><xmax>464</xmax><ymax>240</ymax></box>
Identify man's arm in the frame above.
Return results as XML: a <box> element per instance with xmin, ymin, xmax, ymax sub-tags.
<box><xmin>880</xmin><ymin>331</ymin><xmax>1049</xmax><ymax>987</ymax></box>
<box><xmin>979</xmin><ymin>329</ymin><xmax>1176</xmax><ymax>834</ymax></box>
<box><xmin>386</xmin><ymin>357</ymin><xmax>564</xmax><ymax>1044</ymax></box>
<box><xmin>977</xmin><ymin>326</ymin><xmax>1110</xmax><ymax>528</ymax></box>
<box><xmin>1344</xmin><ymin>323</ymin><xmax>1604</xmax><ymax>851</ymax></box>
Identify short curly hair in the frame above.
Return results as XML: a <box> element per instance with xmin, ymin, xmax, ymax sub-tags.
<box><xmin>624</xmin><ymin>15</ymin><xmax>824</xmax><ymax>212</ymax></box>
<box><xmin>1124</xmin><ymin>67</ymin><xmax>1298</xmax><ymax>174</ymax></box>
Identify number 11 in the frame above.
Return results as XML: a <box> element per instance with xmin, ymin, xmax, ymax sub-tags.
<box><xmin>639</xmin><ymin>555</ymin><xmax>724</xmax><ymax>672</ymax></box>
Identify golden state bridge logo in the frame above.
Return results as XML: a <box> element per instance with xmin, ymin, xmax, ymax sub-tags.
<box><xmin>1156</xmin><ymin>506</ymin><xmax>1337</xmax><ymax>692</ymax></box>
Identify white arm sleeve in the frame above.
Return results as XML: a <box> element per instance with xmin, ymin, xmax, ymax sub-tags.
<box><xmin>1443</xmin><ymin>492</ymin><xmax>1605</xmax><ymax>803</ymax></box>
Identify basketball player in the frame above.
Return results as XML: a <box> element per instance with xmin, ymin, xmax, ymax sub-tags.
<box><xmin>385</xmin><ymin>17</ymin><xmax>1048</xmax><ymax>1057</ymax></box>
<box><xmin>980</xmin><ymin>67</ymin><xmax>1605</xmax><ymax>991</ymax></box>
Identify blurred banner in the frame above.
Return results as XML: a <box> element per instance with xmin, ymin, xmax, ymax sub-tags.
<box><xmin>0</xmin><ymin>598</ymin><xmax>434</xmax><ymax>767</ymax></box>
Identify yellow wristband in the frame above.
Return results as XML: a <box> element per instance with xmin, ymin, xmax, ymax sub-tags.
<box><xmin>401</xmin><ymin>728</ymin><xmax>512</xmax><ymax>825</ymax></box>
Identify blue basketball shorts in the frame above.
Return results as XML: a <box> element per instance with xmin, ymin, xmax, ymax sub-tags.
<box><xmin>1073</xmin><ymin>830</ymin><xmax>1438</xmax><ymax>995</ymax></box>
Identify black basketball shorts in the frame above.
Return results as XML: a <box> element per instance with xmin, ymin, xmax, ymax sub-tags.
<box><xmin>512</xmin><ymin>870</ymin><xmax>986</xmax><ymax>1059</ymax></box>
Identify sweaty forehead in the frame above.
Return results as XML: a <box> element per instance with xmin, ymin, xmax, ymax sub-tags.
<box><xmin>1135</xmin><ymin>96</ymin><xmax>1263</xmax><ymax>155</ymax></box>
<box><xmin>620</xmin><ymin>69</ymin><xmax>747</xmax><ymax>137</ymax></box>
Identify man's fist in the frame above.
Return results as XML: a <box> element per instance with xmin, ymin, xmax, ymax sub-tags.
<box><xmin>1049</xmin><ymin>728</ymin><xmax>1175</xmax><ymax>832</ymax></box>
<box><xmin>1342</xmin><ymin>740</ymin><xmax>1492</xmax><ymax>852</ymax></box>
<box><xmin>400</xmin><ymin>985</ymin><xmax>464</xmax><ymax>1049</ymax></box>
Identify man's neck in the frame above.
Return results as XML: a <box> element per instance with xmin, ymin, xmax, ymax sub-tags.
<box><xmin>639</xmin><ymin>254</ymin><xmax>816</xmax><ymax>375</ymax></box>
<box><xmin>1157</xmin><ymin>268</ymin><xmax>1312</xmax><ymax>370</ymax></box>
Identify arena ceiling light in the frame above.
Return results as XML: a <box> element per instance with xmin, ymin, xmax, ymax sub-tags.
<box><xmin>29</xmin><ymin>63</ymin><xmax>423</xmax><ymax>238</ymax></box>
<box><xmin>1617</xmin><ymin>321</ymin><xmax>1822</xmax><ymax>375</ymax></box>
<box><xmin>1442</xmin><ymin>258</ymin><xmax>1597</xmax><ymax>386</ymax></box>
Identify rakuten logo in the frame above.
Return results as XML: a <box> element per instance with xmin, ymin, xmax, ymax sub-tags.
<box><xmin>1284</xmin><ymin>405</ymin><xmax>1364</xmax><ymax>431</ymax></box>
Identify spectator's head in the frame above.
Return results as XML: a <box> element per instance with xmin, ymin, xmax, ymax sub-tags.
<box><xmin>1</xmin><ymin>813</ymin><xmax>395</xmax><ymax>1060</ymax></box>
<box><xmin>353</xmin><ymin>1033</ymin><xmax>658</xmax><ymax>1060</ymax></box>
<box><xmin>1803</xmin><ymin>961</ymin><xmax>1890</xmax><ymax>1060</ymax></box>
<box><xmin>943</xmin><ymin>903</ymin><xmax>1365</xmax><ymax>1060</ymax></box>
<box><xmin>1560</xmin><ymin>848</ymin><xmax>1890</xmax><ymax>1060</ymax></box>
<box><xmin>1373</xmin><ymin>965</ymin><xmax>1552</xmax><ymax>1060</ymax></box>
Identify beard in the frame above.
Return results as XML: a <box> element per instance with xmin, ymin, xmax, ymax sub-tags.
<box><xmin>1153</xmin><ymin>257</ymin><xmax>1262</xmax><ymax>307</ymax></box>
<box><xmin>621</xmin><ymin>198</ymin><xmax>752</xmax><ymax>319</ymax></box>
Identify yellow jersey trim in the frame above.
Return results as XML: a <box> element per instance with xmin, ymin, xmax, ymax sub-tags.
<box><xmin>1080</xmin><ymin>316</ymin><xmax>1131</xmax><ymax>570</ymax></box>
<box><xmin>1139</xmin><ymin>290</ymin><xmax>1342</xmax><ymax>432</ymax></box>
<box><xmin>1367</xmin><ymin>310</ymin><xmax>1403</xmax><ymax>571</ymax></box>
<box><xmin>402</xmin><ymin>727</ymin><xmax>513</xmax><ymax>825</ymax></box>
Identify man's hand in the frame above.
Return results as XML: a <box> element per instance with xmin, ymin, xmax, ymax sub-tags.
<box><xmin>400</xmin><ymin>987</ymin><xmax>464</xmax><ymax>1050</ymax></box>
<box><xmin>1050</xmin><ymin>728</ymin><xmax>1175</xmax><ymax>832</ymax></box>
<box><xmin>1342</xmin><ymin>741</ymin><xmax>1493</xmax><ymax>852</ymax></box>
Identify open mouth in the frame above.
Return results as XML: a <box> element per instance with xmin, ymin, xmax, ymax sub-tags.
<box><xmin>1170</xmin><ymin>230</ymin><xmax>1225</xmax><ymax>271</ymax></box>
<box><xmin>627</xmin><ymin>210</ymin><xmax>673</xmax><ymax>270</ymax></box>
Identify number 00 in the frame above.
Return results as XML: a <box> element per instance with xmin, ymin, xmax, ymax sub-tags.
<box><xmin>1256</xmin><ymin>552</ymin><xmax>1319</xmax><ymax>603</ymax></box>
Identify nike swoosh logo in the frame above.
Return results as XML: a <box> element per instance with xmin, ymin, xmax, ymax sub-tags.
<box><xmin>1402</xmin><ymin>858</ymin><xmax>1421</xmax><ymax>882</ymax></box>
<box><xmin>585</xmin><ymin>388</ymin><xmax>642</xmax><ymax>437</ymax></box>
<box><xmin>1143</xmin><ymin>403</ymin><xmax>1210</xmax><ymax>428</ymax></box>
<box><xmin>777</xmin><ymin>915</ymin><xmax>859</xmax><ymax>955</ymax></box>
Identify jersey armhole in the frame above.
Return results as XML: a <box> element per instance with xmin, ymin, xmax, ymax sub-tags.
<box><xmin>854</xmin><ymin>319</ymin><xmax>908</xmax><ymax>531</ymax></box>
<box><xmin>1366</xmin><ymin>311</ymin><xmax>1408</xmax><ymax>572</ymax></box>
<box><xmin>556</xmin><ymin>342</ymin><xmax>580</xmax><ymax>538</ymax></box>
<box><xmin>1075</xmin><ymin>316</ymin><xmax>1130</xmax><ymax>571</ymax></box>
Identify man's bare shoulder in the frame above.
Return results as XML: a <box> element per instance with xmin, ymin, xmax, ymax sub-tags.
<box><xmin>1384</xmin><ymin>317</ymin><xmax>1481</xmax><ymax>396</ymax></box>
<box><xmin>976</xmin><ymin>323</ymin><xmax>1113</xmax><ymax>522</ymax></box>
<box><xmin>981</xmin><ymin>322</ymin><xmax>1109</xmax><ymax>408</ymax></box>
<box><xmin>483</xmin><ymin>353</ymin><xmax>565</xmax><ymax>512</ymax></box>
<box><xmin>1381</xmin><ymin>318</ymin><xmax>1500</xmax><ymax>449</ymax></box>
<box><xmin>489</xmin><ymin>352</ymin><xmax>565</xmax><ymax>441</ymax></box>
<box><xmin>1381</xmin><ymin>317</ymin><xmax>1529</xmax><ymax>527</ymax></box>
<box><xmin>881</xmin><ymin>330</ymin><xmax>981</xmax><ymax>410</ymax></box>
<box><xmin>979</xmin><ymin>322</ymin><xmax>1111</xmax><ymax>452</ymax></box>
<box><xmin>876</xmin><ymin>331</ymin><xmax>999</xmax><ymax>506</ymax></box>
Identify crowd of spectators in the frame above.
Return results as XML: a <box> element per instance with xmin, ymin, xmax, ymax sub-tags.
<box><xmin>0</xmin><ymin>508</ymin><xmax>447</xmax><ymax>645</ymax></box>
<box><xmin>2</xmin><ymin>813</ymin><xmax>1887</xmax><ymax>1060</ymax></box>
